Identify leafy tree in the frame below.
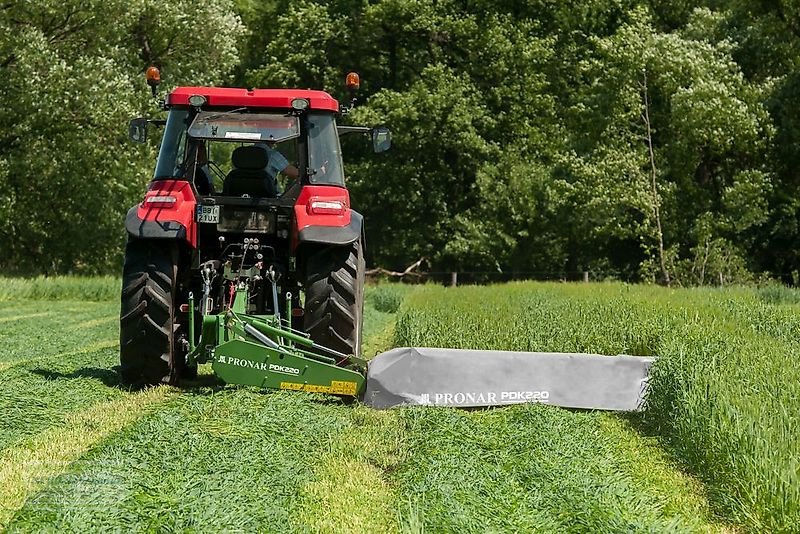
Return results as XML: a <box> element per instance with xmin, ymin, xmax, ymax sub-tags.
<box><xmin>560</xmin><ymin>7</ymin><xmax>773</xmax><ymax>283</ymax></box>
<box><xmin>0</xmin><ymin>0</ymin><xmax>244</xmax><ymax>274</ymax></box>
<box><xmin>347</xmin><ymin>65</ymin><xmax>494</xmax><ymax>269</ymax></box>
<box><xmin>2</xmin><ymin>0</ymin><xmax>799</xmax><ymax>285</ymax></box>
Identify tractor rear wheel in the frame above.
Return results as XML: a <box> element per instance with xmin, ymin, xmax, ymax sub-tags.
<box><xmin>119</xmin><ymin>239</ymin><xmax>182</xmax><ymax>386</ymax></box>
<box><xmin>303</xmin><ymin>240</ymin><xmax>365</xmax><ymax>359</ymax></box>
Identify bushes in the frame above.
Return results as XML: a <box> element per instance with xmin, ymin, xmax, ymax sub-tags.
<box><xmin>394</xmin><ymin>282</ymin><xmax>800</xmax><ymax>532</ymax></box>
<box><xmin>366</xmin><ymin>284</ymin><xmax>409</xmax><ymax>314</ymax></box>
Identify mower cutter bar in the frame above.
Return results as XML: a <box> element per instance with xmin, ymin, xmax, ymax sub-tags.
<box><xmin>363</xmin><ymin>347</ymin><xmax>655</xmax><ymax>411</ymax></box>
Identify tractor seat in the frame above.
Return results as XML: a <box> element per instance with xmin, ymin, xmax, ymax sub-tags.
<box><xmin>222</xmin><ymin>145</ymin><xmax>279</xmax><ymax>197</ymax></box>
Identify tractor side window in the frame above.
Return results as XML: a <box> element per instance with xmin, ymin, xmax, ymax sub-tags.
<box><xmin>308</xmin><ymin>114</ymin><xmax>344</xmax><ymax>185</ymax></box>
<box><xmin>154</xmin><ymin>109</ymin><xmax>190</xmax><ymax>179</ymax></box>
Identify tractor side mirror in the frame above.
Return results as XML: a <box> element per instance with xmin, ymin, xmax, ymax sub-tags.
<box><xmin>372</xmin><ymin>127</ymin><xmax>391</xmax><ymax>153</ymax></box>
<box><xmin>129</xmin><ymin>118</ymin><xmax>148</xmax><ymax>144</ymax></box>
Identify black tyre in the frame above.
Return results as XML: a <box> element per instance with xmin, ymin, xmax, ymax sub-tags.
<box><xmin>119</xmin><ymin>239</ymin><xmax>182</xmax><ymax>386</ymax></box>
<box><xmin>303</xmin><ymin>240</ymin><xmax>365</xmax><ymax>359</ymax></box>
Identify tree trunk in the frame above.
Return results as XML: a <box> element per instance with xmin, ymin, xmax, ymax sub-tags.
<box><xmin>641</xmin><ymin>69</ymin><xmax>671</xmax><ymax>287</ymax></box>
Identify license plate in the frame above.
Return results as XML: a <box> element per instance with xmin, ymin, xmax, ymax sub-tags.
<box><xmin>196</xmin><ymin>205</ymin><xmax>220</xmax><ymax>223</ymax></box>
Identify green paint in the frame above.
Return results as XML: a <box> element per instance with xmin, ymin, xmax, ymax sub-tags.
<box><xmin>212</xmin><ymin>339</ymin><xmax>364</xmax><ymax>395</ymax></box>
<box><xmin>186</xmin><ymin>284</ymin><xmax>365</xmax><ymax>396</ymax></box>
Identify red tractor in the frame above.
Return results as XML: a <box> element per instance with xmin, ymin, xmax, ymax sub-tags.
<box><xmin>121</xmin><ymin>73</ymin><xmax>390</xmax><ymax>386</ymax></box>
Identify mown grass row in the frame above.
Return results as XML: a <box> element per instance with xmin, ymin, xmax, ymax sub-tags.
<box><xmin>0</xmin><ymin>301</ymin><xmax>122</xmax><ymax>449</ymax></box>
<box><xmin>12</xmin><ymin>391</ymin><xmax>714</xmax><ymax>532</ymax></box>
<box><xmin>7</xmin><ymin>390</ymin><xmax>359</xmax><ymax>532</ymax></box>
<box><xmin>390</xmin><ymin>405</ymin><xmax>717</xmax><ymax>532</ymax></box>
<box><xmin>0</xmin><ymin>285</ymin><xmax>409</xmax><ymax>531</ymax></box>
<box><xmin>395</xmin><ymin>282</ymin><xmax>800</xmax><ymax>532</ymax></box>
<box><xmin>0</xmin><ymin>298</ymin><xmax>176</xmax><ymax>528</ymax></box>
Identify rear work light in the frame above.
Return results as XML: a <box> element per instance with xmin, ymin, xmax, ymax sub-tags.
<box><xmin>188</xmin><ymin>94</ymin><xmax>207</xmax><ymax>107</ymax></box>
<box><xmin>307</xmin><ymin>199</ymin><xmax>346</xmax><ymax>215</ymax></box>
<box><xmin>291</xmin><ymin>98</ymin><xmax>310</xmax><ymax>111</ymax></box>
<box><xmin>144</xmin><ymin>195</ymin><xmax>177</xmax><ymax>207</ymax></box>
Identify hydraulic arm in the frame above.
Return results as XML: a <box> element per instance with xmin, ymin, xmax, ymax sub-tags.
<box><xmin>186</xmin><ymin>264</ymin><xmax>366</xmax><ymax>396</ymax></box>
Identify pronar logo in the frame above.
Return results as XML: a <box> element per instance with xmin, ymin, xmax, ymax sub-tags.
<box><xmin>419</xmin><ymin>391</ymin><xmax>550</xmax><ymax>405</ymax></box>
<box><xmin>216</xmin><ymin>355</ymin><xmax>300</xmax><ymax>375</ymax></box>
<box><xmin>217</xmin><ymin>355</ymin><xmax>269</xmax><ymax>371</ymax></box>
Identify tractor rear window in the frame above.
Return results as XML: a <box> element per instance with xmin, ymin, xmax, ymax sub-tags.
<box><xmin>188</xmin><ymin>112</ymin><xmax>300</xmax><ymax>143</ymax></box>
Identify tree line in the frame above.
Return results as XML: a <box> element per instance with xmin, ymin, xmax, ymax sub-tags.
<box><xmin>1</xmin><ymin>0</ymin><xmax>799</xmax><ymax>285</ymax></box>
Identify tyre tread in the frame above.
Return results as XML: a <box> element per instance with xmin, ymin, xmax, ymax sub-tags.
<box><xmin>303</xmin><ymin>241</ymin><xmax>364</xmax><ymax>358</ymax></box>
<box><xmin>119</xmin><ymin>240</ymin><xmax>178</xmax><ymax>386</ymax></box>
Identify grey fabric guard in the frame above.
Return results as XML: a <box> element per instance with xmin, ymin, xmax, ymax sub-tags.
<box><xmin>364</xmin><ymin>347</ymin><xmax>655</xmax><ymax>411</ymax></box>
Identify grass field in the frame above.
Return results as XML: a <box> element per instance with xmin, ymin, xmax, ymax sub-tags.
<box><xmin>0</xmin><ymin>279</ymin><xmax>796</xmax><ymax>532</ymax></box>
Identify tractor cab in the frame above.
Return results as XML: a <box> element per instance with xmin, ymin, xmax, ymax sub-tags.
<box><xmin>130</xmin><ymin>81</ymin><xmax>390</xmax><ymax>195</ymax></box>
<box><xmin>151</xmin><ymin>92</ymin><xmax>347</xmax><ymax>198</ymax></box>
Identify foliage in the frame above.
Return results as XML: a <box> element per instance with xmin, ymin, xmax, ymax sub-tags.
<box><xmin>3</xmin><ymin>0</ymin><xmax>800</xmax><ymax>282</ymax></box>
<box><xmin>236</xmin><ymin>1</ymin><xmax>790</xmax><ymax>283</ymax></box>
<box><xmin>0</xmin><ymin>0</ymin><xmax>244</xmax><ymax>274</ymax></box>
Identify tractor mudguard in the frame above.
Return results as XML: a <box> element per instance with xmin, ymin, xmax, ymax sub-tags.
<box><xmin>125</xmin><ymin>207</ymin><xmax>188</xmax><ymax>240</ymax></box>
<box><xmin>125</xmin><ymin>179</ymin><xmax>197</xmax><ymax>247</ymax></box>
<box><xmin>293</xmin><ymin>185</ymin><xmax>362</xmax><ymax>247</ymax></box>
<box><xmin>297</xmin><ymin>210</ymin><xmax>363</xmax><ymax>246</ymax></box>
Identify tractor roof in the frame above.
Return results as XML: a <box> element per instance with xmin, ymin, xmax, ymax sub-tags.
<box><xmin>167</xmin><ymin>87</ymin><xmax>339</xmax><ymax>112</ymax></box>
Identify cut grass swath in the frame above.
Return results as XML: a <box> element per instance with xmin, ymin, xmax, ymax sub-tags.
<box><xmin>0</xmin><ymin>339</ymin><xmax>118</xmax><ymax>373</ymax></box>
<box><xmin>0</xmin><ymin>300</ymin><xmax>118</xmax><ymax>365</ymax></box>
<box><xmin>6</xmin><ymin>391</ymin><xmax>357</xmax><ymax>532</ymax></box>
<box><xmin>0</xmin><ymin>347</ymin><xmax>126</xmax><ymax>452</ymax></box>
<box><xmin>389</xmin><ymin>404</ymin><xmax>718</xmax><ymax>532</ymax></box>
<box><xmin>3</xmin><ymin>283</ymin><xmax>413</xmax><ymax>533</ymax></box>
<box><xmin>0</xmin><ymin>386</ymin><xmax>172</xmax><ymax>529</ymax></box>
<box><xmin>294</xmin><ymin>408</ymin><xmax>404</xmax><ymax>534</ymax></box>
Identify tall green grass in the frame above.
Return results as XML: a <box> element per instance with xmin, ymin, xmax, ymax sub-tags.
<box><xmin>394</xmin><ymin>282</ymin><xmax>800</xmax><ymax>532</ymax></box>
<box><xmin>0</xmin><ymin>277</ymin><xmax>119</xmax><ymax>301</ymax></box>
